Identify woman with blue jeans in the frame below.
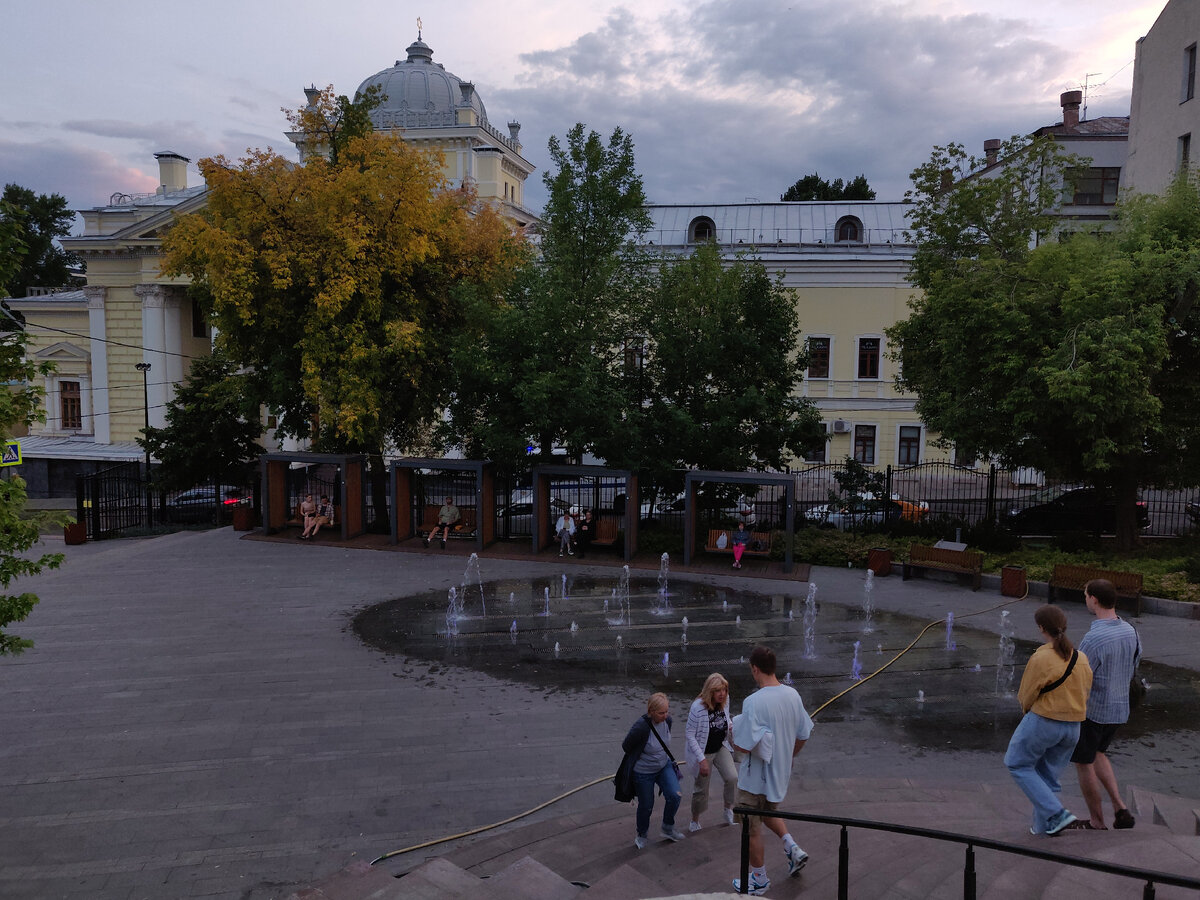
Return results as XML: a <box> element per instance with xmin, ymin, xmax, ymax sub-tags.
<box><xmin>622</xmin><ymin>693</ymin><xmax>687</xmax><ymax>849</ymax></box>
<box><xmin>1004</xmin><ymin>605</ymin><xmax>1093</xmax><ymax>836</ymax></box>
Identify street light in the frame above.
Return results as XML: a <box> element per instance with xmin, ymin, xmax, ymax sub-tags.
<box><xmin>136</xmin><ymin>362</ymin><xmax>151</xmax><ymax>525</ymax></box>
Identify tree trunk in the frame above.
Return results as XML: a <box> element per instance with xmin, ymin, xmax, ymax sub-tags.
<box><xmin>1113</xmin><ymin>468</ymin><xmax>1141</xmax><ymax>552</ymax></box>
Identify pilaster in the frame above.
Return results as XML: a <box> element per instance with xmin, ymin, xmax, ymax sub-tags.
<box><xmin>84</xmin><ymin>286</ymin><xmax>111</xmax><ymax>444</ymax></box>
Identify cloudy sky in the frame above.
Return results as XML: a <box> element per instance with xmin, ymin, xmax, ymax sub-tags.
<box><xmin>3</xmin><ymin>0</ymin><xmax>1166</xmax><ymax>225</ymax></box>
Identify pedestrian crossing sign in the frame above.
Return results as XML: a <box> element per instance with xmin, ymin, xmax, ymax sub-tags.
<box><xmin>1</xmin><ymin>440</ymin><xmax>21</xmax><ymax>466</ymax></box>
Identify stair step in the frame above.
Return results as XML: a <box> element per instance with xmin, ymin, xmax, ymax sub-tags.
<box><xmin>283</xmin><ymin>860</ymin><xmax>405</xmax><ymax>900</ymax></box>
<box><xmin>480</xmin><ymin>855</ymin><xmax>581</xmax><ymax>900</ymax></box>
<box><xmin>1148</xmin><ymin>790</ymin><xmax>1200</xmax><ymax>835</ymax></box>
<box><xmin>582</xmin><ymin>863</ymin><xmax>663</xmax><ymax>899</ymax></box>
<box><xmin>391</xmin><ymin>858</ymin><xmax>480</xmax><ymax>899</ymax></box>
<box><xmin>1042</xmin><ymin>834</ymin><xmax>1200</xmax><ymax>899</ymax></box>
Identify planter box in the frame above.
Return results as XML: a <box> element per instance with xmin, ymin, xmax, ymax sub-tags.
<box><xmin>232</xmin><ymin>506</ymin><xmax>254</xmax><ymax>531</ymax></box>
<box><xmin>64</xmin><ymin>522</ymin><xmax>87</xmax><ymax>545</ymax></box>
<box><xmin>867</xmin><ymin>547</ymin><xmax>892</xmax><ymax>577</ymax></box>
<box><xmin>1001</xmin><ymin>565</ymin><xmax>1027</xmax><ymax>598</ymax></box>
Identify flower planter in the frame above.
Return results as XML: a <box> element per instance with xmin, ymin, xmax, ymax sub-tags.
<box><xmin>1001</xmin><ymin>565</ymin><xmax>1027</xmax><ymax>597</ymax></box>
<box><xmin>867</xmin><ymin>547</ymin><xmax>892</xmax><ymax>577</ymax></box>
<box><xmin>63</xmin><ymin>522</ymin><xmax>87</xmax><ymax>545</ymax></box>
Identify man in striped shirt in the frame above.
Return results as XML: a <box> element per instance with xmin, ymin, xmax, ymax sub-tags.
<box><xmin>1069</xmin><ymin>579</ymin><xmax>1141</xmax><ymax>830</ymax></box>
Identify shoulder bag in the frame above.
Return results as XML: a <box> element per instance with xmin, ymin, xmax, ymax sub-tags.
<box><xmin>1038</xmin><ymin>650</ymin><xmax>1079</xmax><ymax>696</ymax></box>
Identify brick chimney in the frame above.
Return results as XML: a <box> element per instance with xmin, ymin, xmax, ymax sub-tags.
<box><xmin>984</xmin><ymin>139</ymin><xmax>1001</xmax><ymax>167</ymax></box>
<box><xmin>1060</xmin><ymin>90</ymin><xmax>1082</xmax><ymax>129</ymax></box>
<box><xmin>154</xmin><ymin>151</ymin><xmax>189</xmax><ymax>195</ymax></box>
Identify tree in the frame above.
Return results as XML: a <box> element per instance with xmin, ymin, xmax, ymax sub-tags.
<box><xmin>284</xmin><ymin>85</ymin><xmax>383</xmax><ymax>166</ymax></box>
<box><xmin>890</xmin><ymin>136</ymin><xmax>1200</xmax><ymax>549</ymax></box>
<box><xmin>137</xmin><ymin>351</ymin><xmax>263</xmax><ymax>492</ymax></box>
<box><xmin>163</xmin><ymin>121</ymin><xmax>522</xmax><ymax>518</ymax></box>
<box><xmin>781</xmin><ymin>173</ymin><xmax>875</xmax><ymax>202</ymax></box>
<box><xmin>445</xmin><ymin>124</ymin><xmax>653</xmax><ymax>469</ymax></box>
<box><xmin>0</xmin><ymin>330</ymin><xmax>63</xmax><ymax>655</ymax></box>
<box><xmin>0</xmin><ymin>184</ymin><xmax>80</xmax><ymax>299</ymax></box>
<box><xmin>607</xmin><ymin>242</ymin><xmax>823</xmax><ymax>484</ymax></box>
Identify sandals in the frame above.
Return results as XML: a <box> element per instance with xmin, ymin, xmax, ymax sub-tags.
<box><xmin>1064</xmin><ymin>820</ymin><xmax>1107</xmax><ymax>830</ymax></box>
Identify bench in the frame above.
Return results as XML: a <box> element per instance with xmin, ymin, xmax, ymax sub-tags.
<box><xmin>705</xmin><ymin>529</ymin><xmax>772</xmax><ymax>558</ymax></box>
<box><xmin>902</xmin><ymin>543</ymin><xmax>983</xmax><ymax>590</ymax></box>
<box><xmin>419</xmin><ymin>504</ymin><xmax>477</xmax><ymax>537</ymax></box>
<box><xmin>589</xmin><ymin>516</ymin><xmax>620</xmax><ymax>547</ymax></box>
<box><xmin>1049</xmin><ymin>565</ymin><xmax>1143</xmax><ymax>616</ymax></box>
<box><xmin>287</xmin><ymin>504</ymin><xmax>340</xmax><ymax>529</ymax></box>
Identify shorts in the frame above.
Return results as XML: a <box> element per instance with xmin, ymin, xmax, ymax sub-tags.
<box><xmin>1070</xmin><ymin>719</ymin><xmax>1122</xmax><ymax>764</ymax></box>
<box><xmin>735</xmin><ymin>788</ymin><xmax>780</xmax><ymax>837</ymax></box>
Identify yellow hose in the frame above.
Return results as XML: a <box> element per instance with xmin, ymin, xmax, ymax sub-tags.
<box><xmin>371</xmin><ymin>583</ymin><xmax>1030</xmax><ymax>865</ymax></box>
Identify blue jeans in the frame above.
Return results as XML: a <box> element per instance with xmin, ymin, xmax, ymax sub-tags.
<box><xmin>633</xmin><ymin>764</ymin><xmax>681</xmax><ymax>837</ymax></box>
<box><xmin>1004</xmin><ymin>712</ymin><xmax>1080</xmax><ymax>832</ymax></box>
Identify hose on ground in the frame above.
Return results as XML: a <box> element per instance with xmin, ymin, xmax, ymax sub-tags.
<box><xmin>371</xmin><ymin>582</ymin><xmax>1030</xmax><ymax>865</ymax></box>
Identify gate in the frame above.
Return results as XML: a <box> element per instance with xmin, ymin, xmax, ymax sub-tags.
<box><xmin>77</xmin><ymin>462</ymin><xmax>148</xmax><ymax>540</ymax></box>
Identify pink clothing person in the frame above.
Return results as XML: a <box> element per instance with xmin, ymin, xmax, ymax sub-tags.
<box><xmin>731</xmin><ymin>525</ymin><xmax>752</xmax><ymax>569</ymax></box>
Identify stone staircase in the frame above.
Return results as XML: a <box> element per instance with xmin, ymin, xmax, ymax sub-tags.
<box><xmin>286</xmin><ymin>779</ymin><xmax>1200</xmax><ymax>899</ymax></box>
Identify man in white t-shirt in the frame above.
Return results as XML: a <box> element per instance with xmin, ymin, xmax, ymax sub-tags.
<box><xmin>731</xmin><ymin>645</ymin><xmax>815</xmax><ymax>895</ymax></box>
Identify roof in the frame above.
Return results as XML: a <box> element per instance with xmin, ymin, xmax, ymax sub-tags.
<box><xmin>1034</xmin><ymin>116</ymin><xmax>1130</xmax><ymax>137</ymax></box>
<box><xmin>15</xmin><ymin>435</ymin><xmax>144</xmax><ymax>462</ymax></box>
<box><xmin>640</xmin><ymin>202</ymin><xmax>913</xmax><ymax>246</ymax></box>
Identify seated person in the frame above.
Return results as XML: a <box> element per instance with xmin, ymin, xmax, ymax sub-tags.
<box><xmin>301</xmin><ymin>495</ymin><xmax>334</xmax><ymax>540</ymax></box>
<box><xmin>576</xmin><ymin>509</ymin><xmax>594</xmax><ymax>558</ymax></box>
<box><xmin>424</xmin><ymin>497</ymin><xmax>460</xmax><ymax>549</ymax></box>
<box><xmin>555</xmin><ymin>509</ymin><xmax>576</xmax><ymax>557</ymax></box>
<box><xmin>731</xmin><ymin>523</ymin><xmax>752</xmax><ymax>569</ymax></box>
<box><xmin>297</xmin><ymin>493</ymin><xmax>316</xmax><ymax>531</ymax></box>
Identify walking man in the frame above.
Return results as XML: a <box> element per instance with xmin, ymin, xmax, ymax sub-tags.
<box><xmin>1070</xmin><ymin>578</ymin><xmax>1141</xmax><ymax>830</ymax></box>
<box><xmin>730</xmin><ymin>645</ymin><xmax>814</xmax><ymax>895</ymax></box>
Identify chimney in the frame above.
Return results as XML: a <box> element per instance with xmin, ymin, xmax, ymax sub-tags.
<box><xmin>154</xmin><ymin>151</ymin><xmax>189</xmax><ymax>195</ymax></box>
<box><xmin>1060</xmin><ymin>90</ymin><xmax>1082</xmax><ymax>129</ymax></box>
<box><xmin>507</xmin><ymin>120</ymin><xmax>522</xmax><ymax>148</ymax></box>
<box><xmin>983</xmin><ymin>139</ymin><xmax>1001</xmax><ymax>167</ymax></box>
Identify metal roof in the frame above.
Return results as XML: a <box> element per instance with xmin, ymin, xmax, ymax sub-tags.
<box><xmin>640</xmin><ymin>202</ymin><xmax>912</xmax><ymax>246</ymax></box>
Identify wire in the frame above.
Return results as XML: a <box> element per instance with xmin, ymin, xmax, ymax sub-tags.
<box><xmin>369</xmin><ymin>584</ymin><xmax>1032</xmax><ymax>866</ymax></box>
<box><xmin>16</xmin><ymin>320</ymin><xmax>206</xmax><ymax>360</ymax></box>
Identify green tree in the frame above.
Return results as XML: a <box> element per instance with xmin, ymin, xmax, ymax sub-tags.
<box><xmin>445</xmin><ymin>124</ymin><xmax>653</xmax><ymax>469</ymax></box>
<box><xmin>0</xmin><ymin>184</ymin><xmax>80</xmax><ymax>299</ymax></box>
<box><xmin>137</xmin><ymin>351</ymin><xmax>263</xmax><ymax>492</ymax></box>
<box><xmin>285</xmin><ymin>85</ymin><xmax>383</xmax><ymax>166</ymax></box>
<box><xmin>781</xmin><ymin>173</ymin><xmax>876</xmax><ymax>202</ymax></box>
<box><xmin>611</xmin><ymin>243</ymin><xmax>822</xmax><ymax>483</ymax></box>
<box><xmin>0</xmin><ymin>330</ymin><xmax>63</xmax><ymax>655</ymax></box>
<box><xmin>163</xmin><ymin>122</ymin><xmax>522</xmax><ymax>518</ymax></box>
<box><xmin>891</xmin><ymin>137</ymin><xmax>1200</xmax><ymax>549</ymax></box>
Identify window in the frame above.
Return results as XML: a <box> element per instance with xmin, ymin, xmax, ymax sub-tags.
<box><xmin>857</xmin><ymin>337</ymin><xmax>880</xmax><ymax>379</ymax></box>
<box><xmin>1185</xmin><ymin>44</ymin><xmax>1197</xmax><ymax>103</ymax></box>
<box><xmin>807</xmin><ymin>336</ymin><xmax>830</xmax><ymax>379</ymax></box>
<box><xmin>898</xmin><ymin>426</ymin><xmax>921</xmax><ymax>466</ymax></box>
<box><xmin>1180</xmin><ymin>134</ymin><xmax>1193</xmax><ymax>173</ymax></box>
<box><xmin>689</xmin><ymin>217</ymin><xmax>715</xmax><ymax>243</ymax></box>
<box><xmin>60</xmin><ymin>381</ymin><xmax>82</xmax><ymax>430</ymax></box>
<box><xmin>835</xmin><ymin>216</ymin><xmax>862</xmax><ymax>242</ymax></box>
<box><xmin>955</xmin><ymin>445</ymin><xmax>977</xmax><ymax>469</ymax></box>
<box><xmin>1069</xmin><ymin>167</ymin><xmax>1120</xmax><ymax>205</ymax></box>
<box><xmin>191</xmin><ymin>300</ymin><xmax>210</xmax><ymax>338</ymax></box>
<box><xmin>853</xmin><ymin>425</ymin><xmax>876</xmax><ymax>465</ymax></box>
<box><xmin>803</xmin><ymin>425</ymin><xmax>829</xmax><ymax>463</ymax></box>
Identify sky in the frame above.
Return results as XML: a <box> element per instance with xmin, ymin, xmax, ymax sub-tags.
<box><xmin>2</xmin><ymin>0</ymin><xmax>1168</xmax><ymax>227</ymax></box>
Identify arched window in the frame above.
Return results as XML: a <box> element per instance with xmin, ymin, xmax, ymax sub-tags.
<box><xmin>689</xmin><ymin>216</ymin><xmax>716</xmax><ymax>243</ymax></box>
<box><xmin>835</xmin><ymin>216</ymin><xmax>862</xmax><ymax>243</ymax></box>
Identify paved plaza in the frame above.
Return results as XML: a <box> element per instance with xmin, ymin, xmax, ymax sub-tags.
<box><xmin>1</xmin><ymin>528</ymin><xmax>1199</xmax><ymax>899</ymax></box>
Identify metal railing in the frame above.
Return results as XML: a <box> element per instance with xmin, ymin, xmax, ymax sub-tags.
<box><xmin>734</xmin><ymin>807</ymin><xmax>1200</xmax><ymax>898</ymax></box>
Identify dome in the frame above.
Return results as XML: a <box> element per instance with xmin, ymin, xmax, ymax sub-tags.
<box><xmin>356</xmin><ymin>38</ymin><xmax>488</xmax><ymax>132</ymax></box>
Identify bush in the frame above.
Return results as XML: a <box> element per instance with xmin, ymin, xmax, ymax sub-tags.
<box><xmin>1184</xmin><ymin>555</ymin><xmax>1200</xmax><ymax>584</ymax></box>
<box><xmin>1056</xmin><ymin>530</ymin><xmax>1099</xmax><ymax>554</ymax></box>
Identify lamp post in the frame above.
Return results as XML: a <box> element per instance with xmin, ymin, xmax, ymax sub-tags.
<box><xmin>136</xmin><ymin>362</ymin><xmax>152</xmax><ymax>525</ymax></box>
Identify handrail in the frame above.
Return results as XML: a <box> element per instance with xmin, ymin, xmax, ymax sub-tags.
<box><xmin>734</xmin><ymin>807</ymin><xmax>1200</xmax><ymax>898</ymax></box>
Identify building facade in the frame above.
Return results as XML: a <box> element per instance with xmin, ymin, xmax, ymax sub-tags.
<box><xmin>1124</xmin><ymin>0</ymin><xmax>1200</xmax><ymax>195</ymax></box>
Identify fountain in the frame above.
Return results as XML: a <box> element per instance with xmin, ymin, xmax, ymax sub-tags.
<box><xmin>680</xmin><ymin>632</ymin><xmax>687</xmax><ymax>647</ymax></box>
<box><xmin>509</xmin><ymin>591</ymin><xmax>515</xmax><ymax>605</ymax></box>
<box><xmin>570</xmin><ymin>621</ymin><xmax>578</xmax><ymax>633</ymax></box>
<box><xmin>917</xmin><ymin>690</ymin><xmax>925</xmax><ymax>704</ymax></box>
<box><xmin>445</xmin><ymin>586</ymin><xmax>460</xmax><ymax>636</ymax></box>
<box><xmin>554</xmin><ymin>642</ymin><xmax>561</xmax><ymax>657</ymax></box>
<box><xmin>782</xmin><ymin>672</ymin><xmax>793</xmax><ymax>685</ymax></box>
<box><xmin>735</xmin><ymin>615</ymin><xmax>742</xmax><ymax>627</ymax></box>
<box><xmin>861</xmin><ymin>568</ymin><xmax>875</xmax><ymax>634</ymax></box>
<box><xmin>661</xmin><ymin>651</ymin><xmax>670</xmax><ymax>674</ymax></box>
<box><xmin>850</xmin><ymin>640</ymin><xmax>863</xmax><ymax>681</ymax></box>
<box><xmin>562</xmin><ymin>573</ymin><xmax>568</xmax><ymax>600</ymax></box>
<box><xmin>945</xmin><ymin>612</ymin><xmax>957</xmax><ymax>651</ymax></box>
<box><xmin>681</xmin><ymin>616</ymin><xmax>688</xmax><ymax>631</ymax></box>
<box><xmin>543</xmin><ymin>586</ymin><xmax>551</xmax><ymax>617</ymax></box>
<box><xmin>722</xmin><ymin>600</ymin><xmax>729</xmax><ymax>613</ymax></box>
<box><xmin>996</xmin><ymin>610</ymin><xmax>1016</xmax><ymax>695</ymax></box>
<box><xmin>462</xmin><ymin>553</ymin><xmax>485</xmax><ymax>617</ymax></box>
<box><xmin>509</xmin><ymin>620</ymin><xmax>518</xmax><ymax>644</ymax></box>
<box><xmin>802</xmin><ymin>583</ymin><xmax>818</xmax><ymax>661</ymax></box>
<box><xmin>654</xmin><ymin>553</ymin><xmax>671</xmax><ymax>614</ymax></box>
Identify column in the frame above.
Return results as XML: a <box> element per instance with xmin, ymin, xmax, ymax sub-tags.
<box><xmin>135</xmin><ymin>285</ymin><xmax>168</xmax><ymax>430</ymax></box>
<box><xmin>83</xmin><ymin>286</ymin><xmax>110</xmax><ymax>444</ymax></box>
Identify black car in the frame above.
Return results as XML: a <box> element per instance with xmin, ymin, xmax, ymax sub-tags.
<box><xmin>1002</xmin><ymin>486</ymin><xmax>1149</xmax><ymax>535</ymax></box>
<box><xmin>164</xmin><ymin>486</ymin><xmax>250</xmax><ymax>524</ymax></box>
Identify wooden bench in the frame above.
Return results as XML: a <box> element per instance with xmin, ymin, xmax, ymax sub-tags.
<box><xmin>1049</xmin><ymin>565</ymin><xmax>1143</xmax><ymax>616</ymax></box>
<box><xmin>705</xmin><ymin>529</ymin><xmax>772</xmax><ymax>558</ymax></box>
<box><xmin>288</xmin><ymin>504</ymin><xmax>340</xmax><ymax>529</ymax></box>
<box><xmin>902</xmin><ymin>543</ymin><xmax>983</xmax><ymax>590</ymax></box>
<box><xmin>589</xmin><ymin>516</ymin><xmax>620</xmax><ymax>547</ymax></box>
<box><xmin>419</xmin><ymin>504</ymin><xmax>477</xmax><ymax>537</ymax></box>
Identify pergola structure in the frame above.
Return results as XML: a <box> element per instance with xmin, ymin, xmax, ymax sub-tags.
<box><xmin>390</xmin><ymin>458</ymin><xmax>496</xmax><ymax>552</ymax></box>
<box><xmin>682</xmin><ymin>470</ymin><xmax>795</xmax><ymax>573</ymax></box>
<box><xmin>260</xmin><ymin>451</ymin><xmax>368</xmax><ymax>540</ymax></box>
<box><xmin>531</xmin><ymin>464</ymin><xmax>638</xmax><ymax>561</ymax></box>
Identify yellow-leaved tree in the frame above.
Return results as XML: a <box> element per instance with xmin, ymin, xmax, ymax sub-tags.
<box><xmin>163</xmin><ymin>110</ymin><xmax>526</xmax><ymax>519</ymax></box>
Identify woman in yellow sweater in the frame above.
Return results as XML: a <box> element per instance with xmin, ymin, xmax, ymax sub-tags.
<box><xmin>1004</xmin><ymin>605</ymin><xmax>1093</xmax><ymax>836</ymax></box>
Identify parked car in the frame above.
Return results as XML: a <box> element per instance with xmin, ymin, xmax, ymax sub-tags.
<box><xmin>1002</xmin><ymin>486</ymin><xmax>1149</xmax><ymax>535</ymax></box>
<box><xmin>804</xmin><ymin>492</ymin><xmax>928</xmax><ymax>531</ymax></box>
<box><xmin>164</xmin><ymin>486</ymin><xmax>249</xmax><ymax>524</ymax></box>
<box><xmin>495</xmin><ymin>494</ymin><xmax>570</xmax><ymax>536</ymax></box>
<box><xmin>1187</xmin><ymin>499</ymin><xmax>1200</xmax><ymax>529</ymax></box>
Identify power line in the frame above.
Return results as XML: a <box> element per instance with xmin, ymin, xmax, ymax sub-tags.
<box><xmin>15</xmin><ymin>320</ymin><xmax>207</xmax><ymax>360</ymax></box>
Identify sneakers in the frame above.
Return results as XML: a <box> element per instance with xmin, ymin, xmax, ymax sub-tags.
<box><xmin>568</xmin><ymin>548</ymin><xmax>574</xmax><ymax>555</ymax></box>
<box><xmin>724</xmin><ymin>807</ymin><xmax>736</xmax><ymax>826</ymax></box>
<box><xmin>1113</xmin><ymin>809</ymin><xmax>1135</xmax><ymax>829</ymax></box>
<box><xmin>1045</xmin><ymin>809</ymin><xmax>1077</xmax><ymax>836</ymax></box>
<box><xmin>440</xmin><ymin>539</ymin><xmax>446</xmax><ymax>549</ymax></box>
<box><xmin>634</xmin><ymin>834</ymin><xmax>647</xmax><ymax>850</ymax></box>
<box><xmin>786</xmin><ymin>843</ymin><xmax>809</xmax><ymax>876</ymax></box>
<box><xmin>732</xmin><ymin>874</ymin><xmax>770</xmax><ymax>895</ymax></box>
<box><xmin>422</xmin><ymin>537</ymin><xmax>430</xmax><ymax>548</ymax></box>
<box><xmin>661</xmin><ymin>826</ymin><xmax>686</xmax><ymax>841</ymax></box>
<box><xmin>558</xmin><ymin>550</ymin><xmax>564</xmax><ymax>557</ymax></box>
<box><xmin>689</xmin><ymin>821</ymin><xmax>702</xmax><ymax>832</ymax></box>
